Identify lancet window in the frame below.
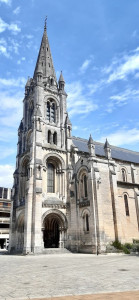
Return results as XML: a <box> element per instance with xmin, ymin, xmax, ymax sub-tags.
<box><xmin>47</xmin><ymin>163</ymin><xmax>55</xmax><ymax>193</ymax></box>
<box><xmin>122</xmin><ymin>168</ymin><xmax>127</xmax><ymax>182</ymax></box>
<box><xmin>82</xmin><ymin>209</ymin><xmax>90</xmax><ymax>232</ymax></box>
<box><xmin>53</xmin><ymin>132</ymin><xmax>57</xmax><ymax>145</ymax></box>
<box><xmin>86</xmin><ymin>214</ymin><xmax>89</xmax><ymax>231</ymax></box>
<box><xmin>124</xmin><ymin>194</ymin><xmax>129</xmax><ymax>216</ymax></box>
<box><xmin>46</xmin><ymin>100</ymin><xmax>56</xmax><ymax>123</ymax></box>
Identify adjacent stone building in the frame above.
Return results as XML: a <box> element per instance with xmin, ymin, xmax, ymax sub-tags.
<box><xmin>0</xmin><ymin>187</ymin><xmax>11</xmax><ymax>249</ymax></box>
<box><xmin>9</xmin><ymin>22</ymin><xmax>139</xmax><ymax>254</ymax></box>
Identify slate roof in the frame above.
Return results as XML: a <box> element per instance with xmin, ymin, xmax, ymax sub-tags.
<box><xmin>72</xmin><ymin>136</ymin><xmax>139</xmax><ymax>164</ymax></box>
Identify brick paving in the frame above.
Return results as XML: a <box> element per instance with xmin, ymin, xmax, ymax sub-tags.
<box><xmin>0</xmin><ymin>253</ymin><xmax>139</xmax><ymax>300</ymax></box>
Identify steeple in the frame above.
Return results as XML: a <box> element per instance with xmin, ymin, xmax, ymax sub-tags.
<box><xmin>33</xmin><ymin>19</ymin><xmax>57</xmax><ymax>83</ymax></box>
<box><xmin>58</xmin><ymin>71</ymin><xmax>65</xmax><ymax>91</ymax></box>
<box><xmin>104</xmin><ymin>138</ymin><xmax>111</xmax><ymax>159</ymax></box>
<box><xmin>88</xmin><ymin>134</ymin><xmax>95</xmax><ymax>157</ymax></box>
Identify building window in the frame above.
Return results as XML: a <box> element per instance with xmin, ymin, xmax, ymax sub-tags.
<box><xmin>0</xmin><ymin>187</ymin><xmax>2</xmax><ymax>198</ymax></box>
<box><xmin>47</xmin><ymin>163</ymin><xmax>55</xmax><ymax>193</ymax></box>
<box><xmin>3</xmin><ymin>188</ymin><xmax>8</xmax><ymax>199</ymax></box>
<box><xmin>86</xmin><ymin>214</ymin><xmax>89</xmax><ymax>231</ymax></box>
<box><xmin>47</xmin><ymin>102</ymin><xmax>50</xmax><ymax>122</ymax></box>
<box><xmin>46</xmin><ymin>100</ymin><xmax>56</xmax><ymax>123</ymax></box>
<box><xmin>83</xmin><ymin>175</ymin><xmax>88</xmax><ymax>198</ymax></box>
<box><xmin>51</xmin><ymin>103</ymin><xmax>55</xmax><ymax>123</ymax></box>
<box><xmin>53</xmin><ymin>132</ymin><xmax>57</xmax><ymax>145</ymax></box>
<box><xmin>0</xmin><ymin>187</ymin><xmax>8</xmax><ymax>199</ymax></box>
<box><xmin>124</xmin><ymin>194</ymin><xmax>129</xmax><ymax>216</ymax></box>
<box><xmin>81</xmin><ymin>173</ymin><xmax>88</xmax><ymax>199</ymax></box>
<box><xmin>122</xmin><ymin>168</ymin><xmax>126</xmax><ymax>182</ymax></box>
<box><xmin>48</xmin><ymin>130</ymin><xmax>51</xmax><ymax>143</ymax></box>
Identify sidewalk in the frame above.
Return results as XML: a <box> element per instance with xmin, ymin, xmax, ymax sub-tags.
<box><xmin>27</xmin><ymin>291</ymin><xmax>139</xmax><ymax>300</ymax></box>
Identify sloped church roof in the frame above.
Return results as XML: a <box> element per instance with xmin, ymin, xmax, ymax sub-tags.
<box><xmin>72</xmin><ymin>136</ymin><xmax>139</xmax><ymax>164</ymax></box>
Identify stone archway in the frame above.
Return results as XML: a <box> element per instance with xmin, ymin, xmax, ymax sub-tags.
<box><xmin>42</xmin><ymin>210</ymin><xmax>67</xmax><ymax>249</ymax></box>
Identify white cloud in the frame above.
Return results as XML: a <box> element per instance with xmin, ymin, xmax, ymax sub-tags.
<box><xmin>106</xmin><ymin>88</ymin><xmax>139</xmax><ymax>113</ymax></box>
<box><xmin>0</xmin><ymin>128</ymin><xmax>16</xmax><ymax>142</ymax></box>
<box><xmin>0</xmin><ymin>45</ymin><xmax>9</xmax><ymax>57</ymax></box>
<box><xmin>66</xmin><ymin>81</ymin><xmax>98</xmax><ymax>117</ymax></box>
<box><xmin>0</xmin><ymin>146</ymin><xmax>15</xmax><ymax>159</ymax></box>
<box><xmin>17</xmin><ymin>57</ymin><xmax>26</xmax><ymax>65</ymax></box>
<box><xmin>79</xmin><ymin>59</ymin><xmax>91</xmax><ymax>74</ymax></box>
<box><xmin>110</xmin><ymin>89</ymin><xmax>139</xmax><ymax>102</ymax></box>
<box><xmin>0</xmin><ymin>18</ymin><xmax>21</xmax><ymax>34</ymax></box>
<box><xmin>13</xmin><ymin>6</ymin><xmax>20</xmax><ymax>15</ymax></box>
<box><xmin>8</xmin><ymin>38</ymin><xmax>20</xmax><ymax>54</ymax></box>
<box><xmin>0</xmin><ymin>77</ymin><xmax>26</xmax><ymax>87</ymax></box>
<box><xmin>88</xmin><ymin>79</ymin><xmax>105</xmax><ymax>95</ymax></box>
<box><xmin>132</xmin><ymin>30</ymin><xmax>138</xmax><ymax>38</ymax></box>
<box><xmin>0</xmin><ymin>0</ymin><xmax>11</xmax><ymax>4</ymax></box>
<box><xmin>0</xmin><ymin>38</ymin><xmax>20</xmax><ymax>57</ymax></box>
<box><xmin>0</xmin><ymin>164</ymin><xmax>14</xmax><ymax>188</ymax></box>
<box><xmin>100</xmin><ymin>128</ymin><xmax>139</xmax><ymax>147</ymax></box>
<box><xmin>107</xmin><ymin>51</ymin><xmax>139</xmax><ymax>83</ymax></box>
<box><xmin>23</xmin><ymin>34</ymin><xmax>33</xmax><ymax>39</ymax></box>
<box><xmin>0</xmin><ymin>90</ymin><xmax>23</xmax><ymax>127</ymax></box>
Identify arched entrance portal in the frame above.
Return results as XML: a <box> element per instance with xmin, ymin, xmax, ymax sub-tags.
<box><xmin>42</xmin><ymin>210</ymin><xmax>67</xmax><ymax>249</ymax></box>
<box><xmin>44</xmin><ymin>216</ymin><xmax>59</xmax><ymax>248</ymax></box>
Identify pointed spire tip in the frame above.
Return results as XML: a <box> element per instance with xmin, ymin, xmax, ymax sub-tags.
<box><xmin>88</xmin><ymin>134</ymin><xmax>94</xmax><ymax>145</ymax></box>
<box><xmin>44</xmin><ymin>16</ymin><xmax>47</xmax><ymax>31</ymax></box>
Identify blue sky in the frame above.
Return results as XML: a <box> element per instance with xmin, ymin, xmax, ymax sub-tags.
<box><xmin>1</xmin><ymin>0</ymin><xmax>139</xmax><ymax>187</ymax></box>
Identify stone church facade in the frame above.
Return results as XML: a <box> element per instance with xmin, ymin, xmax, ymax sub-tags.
<box><xmin>9</xmin><ymin>22</ymin><xmax>139</xmax><ymax>254</ymax></box>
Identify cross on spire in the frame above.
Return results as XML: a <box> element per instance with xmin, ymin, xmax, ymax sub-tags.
<box><xmin>44</xmin><ymin>16</ymin><xmax>47</xmax><ymax>31</ymax></box>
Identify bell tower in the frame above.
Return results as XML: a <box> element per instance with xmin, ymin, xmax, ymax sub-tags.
<box><xmin>9</xmin><ymin>21</ymin><xmax>72</xmax><ymax>254</ymax></box>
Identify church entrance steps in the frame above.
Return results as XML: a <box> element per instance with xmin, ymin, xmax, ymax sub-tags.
<box><xmin>42</xmin><ymin>248</ymin><xmax>71</xmax><ymax>254</ymax></box>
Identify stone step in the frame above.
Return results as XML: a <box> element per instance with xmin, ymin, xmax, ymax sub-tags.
<box><xmin>42</xmin><ymin>248</ymin><xmax>71</xmax><ymax>254</ymax></box>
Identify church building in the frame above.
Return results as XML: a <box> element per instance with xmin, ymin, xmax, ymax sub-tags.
<box><xmin>9</xmin><ymin>22</ymin><xmax>139</xmax><ymax>254</ymax></box>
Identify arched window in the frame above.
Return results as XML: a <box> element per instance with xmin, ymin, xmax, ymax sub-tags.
<box><xmin>80</xmin><ymin>173</ymin><xmax>88</xmax><ymax>198</ymax></box>
<box><xmin>47</xmin><ymin>102</ymin><xmax>50</xmax><ymax>122</ymax></box>
<box><xmin>83</xmin><ymin>175</ymin><xmax>88</xmax><ymax>198</ymax></box>
<box><xmin>47</xmin><ymin>163</ymin><xmax>55</xmax><ymax>193</ymax></box>
<box><xmin>86</xmin><ymin>214</ymin><xmax>89</xmax><ymax>231</ymax></box>
<box><xmin>51</xmin><ymin>102</ymin><xmax>55</xmax><ymax>122</ymax></box>
<box><xmin>124</xmin><ymin>194</ymin><xmax>129</xmax><ymax>216</ymax></box>
<box><xmin>50</xmin><ymin>78</ymin><xmax>53</xmax><ymax>86</ymax></box>
<box><xmin>53</xmin><ymin>132</ymin><xmax>57</xmax><ymax>145</ymax></box>
<box><xmin>122</xmin><ymin>168</ymin><xmax>126</xmax><ymax>182</ymax></box>
<box><xmin>48</xmin><ymin>130</ymin><xmax>51</xmax><ymax>143</ymax></box>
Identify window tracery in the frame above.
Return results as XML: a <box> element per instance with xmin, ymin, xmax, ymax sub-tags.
<box><xmin>46</xmin><ymin>100</ymin><xmax>56</xmax><ymax>123</ymax></box>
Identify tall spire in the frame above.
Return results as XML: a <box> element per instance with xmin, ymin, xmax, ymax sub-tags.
<box><xmin>33</xmin><ymin>19</ymin><xmax>57</xmax><ymax>83</ymax></box>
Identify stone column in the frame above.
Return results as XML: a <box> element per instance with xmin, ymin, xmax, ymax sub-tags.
<box><xmin>59</xmin><ymin>228</ymin><xmax>64</xmax><ymax>248</ymax></box>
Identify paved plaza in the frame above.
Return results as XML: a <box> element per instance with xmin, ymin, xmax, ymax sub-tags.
<box><xmin>0</xmin><ymin>252</ymin><xmax>139</xmax><ymax>300</ymax></box>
